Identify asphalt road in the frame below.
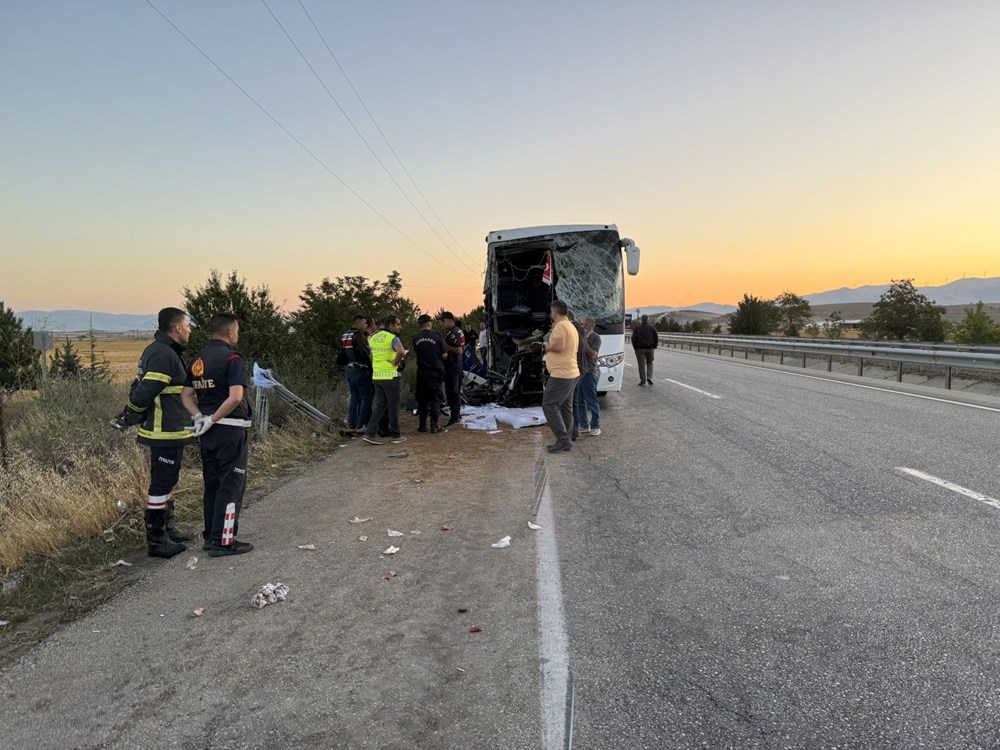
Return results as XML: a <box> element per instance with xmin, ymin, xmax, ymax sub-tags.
<box><xmin>3</xmin><ymin>348</ymin><xmax>1000</xmax><ymax>749</ymax></box>
<box><xmin>547</xmin><ymin>347</ymin><xmax>1000</xmax><ymax>748</ymax></box>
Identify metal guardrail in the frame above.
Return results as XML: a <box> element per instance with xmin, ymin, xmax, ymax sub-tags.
<box><xmin>627</xmin><ymin>333</ymin><xmax>1000</xmax><ymax>389</ymax></box>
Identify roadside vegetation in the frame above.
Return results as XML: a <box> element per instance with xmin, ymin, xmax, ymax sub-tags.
<box><xmin>0</xmin><ymin>269</ymin><xmax>433</xmax><ymax>631</ymax></box>
<box><xmin>648</xmin><ymin>280</ymin><xmax>1000</xmax><ymax>345</ymax></box>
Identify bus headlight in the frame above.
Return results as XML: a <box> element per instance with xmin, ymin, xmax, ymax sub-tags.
<box><xmin>597</xmin><ymin>353</ymin><xmax>624</xmax><ymax>368</ymax></box>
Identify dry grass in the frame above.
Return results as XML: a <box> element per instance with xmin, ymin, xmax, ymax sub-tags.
<box><xmin>0</xmin><ymin>375</ymin><xmax>345</xmax><ymax>575</ymax></box>
<box><xmin>93</xmin><ymin>337</ymin><xmax>147</xmax><ymax>382</ymax></box>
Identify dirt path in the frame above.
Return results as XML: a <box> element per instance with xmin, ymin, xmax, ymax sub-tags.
<box><xmin>0</xmin><ymin>415</ymin><xmax>547</xmax><ymax>749</ymax></box>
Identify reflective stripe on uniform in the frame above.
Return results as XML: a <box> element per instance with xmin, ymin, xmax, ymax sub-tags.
<box><xmin>160</xmin><ymin>385</ymin><xmax>183</xmax><ymax>394</ymax></box>
<box><xmin>138</xmin><ymin>428</ymin><xmax>192</xmax><ymax>440</ymax></box>
<box><xmin>142</xmin><ymin>371</ymin><xmax>172</xmax><ymax>383</ymax></box>
<box><xmin>127</xmin><ymin>401</ymin><xmax>144</xmax><ymax>412</ymax></box>
<box><xmin>153</xmin><ymin>395</ymin><xmax>162</xmax><ymax>433</ymax></box>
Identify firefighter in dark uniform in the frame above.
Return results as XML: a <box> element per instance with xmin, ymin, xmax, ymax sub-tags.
<box><xmin>111</xmin><ymin>307</ymin><xmax>195</xmax><ymax>558</ymax></box>
<box><xmin>439</xmin><ymin>311</ymin><xmax>464</xmax><ymax>426</ymax></box>
<box><xmin>181</xmin><ymin>312</ymin><xmax>254</xmax><ymax>557</ymax></box>
<box><xmin>412</xmin><ymin>313</ymin><xmax>447</xmax><ymax>433</ymax></box>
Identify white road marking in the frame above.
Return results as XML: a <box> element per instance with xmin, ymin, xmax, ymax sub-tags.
<box><xmin>666</xmin><ymin>348</ymin><xmax>1000</xmax><ymax>414</ymax></box>
<box><xmin>896</xmin><ymin>468</ymin><xmax>1000</xmax><ymax>511</ymax></box>
<box><xmin>536</xmin><ymin>470</ymin><xmax>570</xmax><ymax>750</ymax></box>
<box><xmin>662</xmin><ymin>378</ymin><xmax>722</xmax><ymax>399</ymax></box>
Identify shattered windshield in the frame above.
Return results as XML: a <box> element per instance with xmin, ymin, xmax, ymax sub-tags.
<box><xmin>553</xmin><ymin>230</ymin><xmax>624</xmax><ymax>325</ymax></box>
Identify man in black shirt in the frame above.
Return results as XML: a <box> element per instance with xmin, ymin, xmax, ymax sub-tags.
<box><xmin>181</xmin><ymin>312</ymin><xmax>254</xmax><ymax>557</ymax></box>
<box><xmin>412</xmin><ymin>313</ymin><xmax>447</xmax><ymax>433</ymax></box>
<box><xmin>631</xmin><ymin>314</ymin><xmax>659</xmax><ymax>385</ymax></box>
<box><xmin>439</xmin><ymin>311</ymin><xmax>465</xmax><ymax>426</ymax></box>
<box><xmin>340</xmin><ymin>314</ymin><xmax>373</xmax><ymax>432</ymax></box>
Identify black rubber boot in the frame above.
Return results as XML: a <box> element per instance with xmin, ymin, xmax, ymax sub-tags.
<box><xmin>165</xmin><ymin>499</ymin><xmax>193</xmax><ymax>543</ymax></box>
<box><xmin>417</xmin><ymin>420</ymin><xmax>427</xmax><ymax>433</ymax></box>
<box><xmin>145</xmin><ymin>509</ymin><xmax>187</xmax><ymax>558</ymax></box>
<box><xmin>209</xmin><ymin>540</ymin><xmax>254</xmax><ymax>557</ymax></box>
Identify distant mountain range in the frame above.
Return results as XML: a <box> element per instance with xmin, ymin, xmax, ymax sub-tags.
<box><xmin>630</xmin><ymin>277</ymin><xmax>1000</xmax><ymax>319</ymax></box>
<box><xmin>13</xmin><ymin>277</ymin><xmax>1000</xmax><ymax>331</ymax></box>
<box><xmin>14</xmin><ymin>310</ymin><xmax>156</xmax><ymax>332</ymax></box>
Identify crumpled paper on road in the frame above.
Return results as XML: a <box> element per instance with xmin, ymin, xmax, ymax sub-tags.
<box><xmin>251</xmin><ymin>582</ymin><xmax>290</xmax><ymax>609</ymax></box>
<box><xmin>491</xmin><ymin>536</ymin><xmax>512</xmax><ymax>548</ymax></box>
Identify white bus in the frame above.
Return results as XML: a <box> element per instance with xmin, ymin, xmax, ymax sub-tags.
<box><xmin>478</xmin><ymin>224</ymin><xmax>640</xmax><ymax>404</ymax></box>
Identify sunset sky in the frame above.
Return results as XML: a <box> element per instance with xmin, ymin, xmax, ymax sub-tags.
<box><xmin>3</xmin><ymin>1</ymin><xmax>999</xmax><ymax>317</ymax></box>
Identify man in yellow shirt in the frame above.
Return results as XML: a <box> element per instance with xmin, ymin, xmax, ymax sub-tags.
<box><xmin>542</xmin><ymin>299</ymin><xmax>581</xmax><ymax>453</ymax></box>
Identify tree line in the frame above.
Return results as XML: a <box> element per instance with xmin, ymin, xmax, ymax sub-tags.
<box><xmin>721</xmin><ymin>280</ymin><xmax>1000</xmax><ymax>344</ymax></box>
<box><xmin>1</xmin><ymin>269</ymin><xmax>444</xmax><ymax>392</ymax></box>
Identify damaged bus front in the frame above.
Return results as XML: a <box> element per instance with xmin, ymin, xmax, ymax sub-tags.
<box><xmin>475</xmin><ymin>224</ymin><xmax>640</xmax><ymax>405</ymax></box>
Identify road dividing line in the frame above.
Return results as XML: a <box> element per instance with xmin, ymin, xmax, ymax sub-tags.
<box><xmin>896</xmin><ymin>468</ymin><xmax>1000</xmax><ymax>511</ymax></box>
<box><xmin>662</xmin><ymin>378</ymin><xmax>722</xmax><ymax>399</ymax></box>
<box><xmin>535</xmin><ymin>462</ymin><xmax>571</xmax><ymax>750</ymax></box>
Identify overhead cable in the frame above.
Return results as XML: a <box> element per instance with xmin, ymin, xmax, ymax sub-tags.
<box><xmin>260</xmin><ymin>0</ymin><xmax>479</xmax><ymax>275</ymax></box>
<box><xmin>144</xmin><ymin>0</ymin><xmax>453</xmax><ymax>271</ymax></box>
<box><xmin>297</xmin><ymin>0</ymin><xmax>475</xmax><ymax>264</ymax></box>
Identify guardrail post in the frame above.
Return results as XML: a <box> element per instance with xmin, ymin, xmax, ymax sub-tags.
<box><xmin>945</xmin><ymin>366</ymin><xmax>952</xmax><ymax>389</ymax></box>
<box><xmin>744</xmin><ymin>348</ymin><xmax>749</xmax><ymax>359</ymax></box>
<box><xmin>779</xmin><ymin>352</ymin><xmax>784</xmax><ymax>365</ymax></box>
<box><xmin>827</xmin><ymin>355</ymin><xmax>833</xmax><ymax>372</ymax></box>
<box><xmin>896</xmin><ymin>360</ymin><xmax>904</xmax><ymax>382</ymax></box>
<box><xmin>761</xmin><ymin>349</ymin><xmax>765</xmax><ymax>362</ymax></box>
<box><xmin>802</xmin><ymin>353</ymin><xmax>807</xmax><ymax>368</ymax></box>
<box><xmin>858</xmin><ymin>357</ymin><xmax>864</xmax><ymax>377</ymax></box>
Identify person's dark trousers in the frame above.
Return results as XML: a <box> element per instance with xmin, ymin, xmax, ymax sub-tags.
<box><xmin>636</xmin><ymin>349</ymin><xmax>655</xmax><ymax>382</ymax></box>
<box><xmin>148</xmin><ymin>445</ymin><xmax>184</xmax><ymax>497</ymax></box>
<box><xmin>542</xmin><ymin>376</ymin><xmax>578</xmax><ymax>445</ymax></box>
<box><xmin>416</xmin><ymin>370</ymin><xmax>443</xmax><ymax>427</ymax></box>
<box><xmin>346</xmin><ymin>365</ymin><xmax>373</xmax><ymax>429</ymax></box>
<box><xmin>361</xmin><ymin>373</ymin><xmax>374</xmax><ymax>426</ymax></box>
<box><xmin>443</xmin><ymin>366</ymin><xmax>462</xmax><ymax>418</ymax></box>
<box><xmin>366</xmin><ymin>378</ymin><xmax>402</xmax><ymax>437</ymax></box>
<box><xmin>573</xmin><ymin>372</ymin><xmax>601</xmax><ymax>430</ymax></box>
<box><xmin>199</xmin><ymin>426</ymin><xmax>249</xmax><ymax>545</ymax></box>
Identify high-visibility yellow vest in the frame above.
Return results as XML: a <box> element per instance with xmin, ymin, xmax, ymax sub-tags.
<box><xmin>370</xmin><ymin>330</ymin><xmax>399</xmax><ymax>381</ymax></box>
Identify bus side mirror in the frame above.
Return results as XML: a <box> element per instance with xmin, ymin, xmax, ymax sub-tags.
<box><xmin>623</xmin><ymin>238</ymin><xmax>640</xmax><ymax>276</ymax></box>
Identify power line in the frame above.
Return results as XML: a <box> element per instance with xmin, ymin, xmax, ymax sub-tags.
<box><xmin>296</xmin><ymin>0</ymin><xmax>475</xmax><ymax>264</ymax></box>
<box><xmin>260</xmin><ymin>0</ymin><xmax>479</xmax><ymax>275</ymax></box>
<box><xmin>144</xmin><ymin>0</ymin><xmax>453</xmax><ymax>271</ymax></box>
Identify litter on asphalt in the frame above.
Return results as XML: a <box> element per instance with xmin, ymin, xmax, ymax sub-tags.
<box><xmin>387</xmin><ymin>451</ymin><xmax>408</xmax><ymax>458</ymax></box>
<box><xmin>111</xmin><ymin>559</ymin><xmax>133</xmax><ymax>568</ymax></box>
<box><xmin>387</xmin><ymin>529</ymin><xmax>404</xmax><ymax>538</ymax></box>
<box><xmin>350</xmin><ymin>517</ymin><xmax>373</xmax><ymax>524</ymax></box>
<box><xmin>297</xmin><ymin>544</ymin><xmax>316</xmax><ymax>550</ymax></box>
<box><xmin>383</xmin><ymin>546</ymin><xmax>400</xmax><ymax>555</ymax></box>
<box><xmin>251</xmin><ymin>583</ymin><xmax>290</xmax><ymax>609</ymax></box>
<box><xmin>102</xmin><ymin>529</ymin><xmax>115</xmax><ymax>543</ymax></box>
<box><xmin>193</xmin><ymin>608</ymin><xmax>204</xmax><ymax>617</ymax></box>
<box><xmin>185</xmin><ymin>557</ymin><xmax>198</xmax><ymax>569</ymax></box>
<box><xmin>528</xmin><ymin>521</ymin><xmax>541</xmax><ymax>530</ymax></box>
<box><xmin>491</xmin><ymin>536</ymin><xmax>512</xmax><ymax>548</ymax></box>
<box><xmin>358</xmin><ymin>536</ymin><xmax>368</xmax><ymax>542</ymax></box>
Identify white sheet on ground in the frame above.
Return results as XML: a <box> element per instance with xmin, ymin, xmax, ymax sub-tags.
<box><xmin>459</xmin><ymin>404</ymin><xmax>547</xmax><ymax>431</ymax></box>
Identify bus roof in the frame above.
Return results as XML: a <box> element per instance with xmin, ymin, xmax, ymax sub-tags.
<box><xmin>485</xmin><ymin>224</ymin><xmax>619</xmax><ymax>244</ymax></box>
